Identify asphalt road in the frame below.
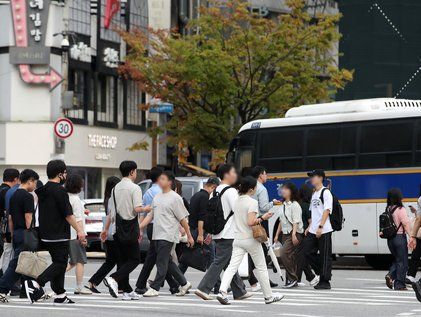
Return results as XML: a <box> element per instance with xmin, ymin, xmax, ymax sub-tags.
<box><xmin>2</xmin><ymin>260</ymin><xmax>420</xmax><ymax>317</ymax></box>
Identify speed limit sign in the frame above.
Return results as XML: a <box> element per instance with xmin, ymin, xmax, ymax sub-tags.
<box><xmin>54</xmin><ymin>118</ymin><xmax>74</xmax><ymax>139</ymax></box>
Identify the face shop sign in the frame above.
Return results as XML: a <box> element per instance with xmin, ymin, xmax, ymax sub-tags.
<box><xmin>88</xmin><ymin>134</ymin><xmax>118</xmax><ymax>161</ymax></box>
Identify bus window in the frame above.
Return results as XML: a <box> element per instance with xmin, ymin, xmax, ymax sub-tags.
<box><xmin>361</xmin><ymin>122</ymin><xmax>412</xmax><ymax>153</ymax></box>
<box><xmin>307</xmin><ymin>126</ymin><xmax>356</xmax><ymax>156</ymax></box>
<box><xmin>236</xmin><ymin>149</ymin><xmax>253</xmax><ymax>171</ymax></box>
<box><xmin>259</xmin><ymin>129</ymin><xmax>304</xmax><ymax>158</ymax></box>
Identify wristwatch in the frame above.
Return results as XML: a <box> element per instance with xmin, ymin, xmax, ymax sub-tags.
<box><xmin>318</xmin><ymin>225</ymin><xmax>323</xmax><ymax>229</ymax></box>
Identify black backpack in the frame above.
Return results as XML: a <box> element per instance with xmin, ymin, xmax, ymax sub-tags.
<box><xmin>204</xmin><ymin>186</ymin><xmax>234</xmax><ymax>235</ymax></box>
<box><xmin>379</xmin><ymin>206</ymin><xmax>401</xmax><ymax>240</ymax></box>
<box><xmin>320</xmin><ymin>188</ymin><xmax>344</xmax><ymax>232</ymax></box>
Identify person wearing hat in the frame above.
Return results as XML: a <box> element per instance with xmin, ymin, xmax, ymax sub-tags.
<box><xmin>303</xmin><ymin>169</ymin><xmax>333</xmax><ymax>290</ymax></box>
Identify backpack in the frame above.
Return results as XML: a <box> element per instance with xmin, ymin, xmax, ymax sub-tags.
<box><xmin>379</xmin><ymin>206</ymin><xmax>401</xmax><ymax>240</ymax></box>
<box><xmin>320</xmin><ymin>188</ymin><xmax>344</xmax><ymax>232</ymax></box>
<box><xmin>204</xmin><ymin>186</ymin><xmax>234</xmax><ymax>235</ymax></box>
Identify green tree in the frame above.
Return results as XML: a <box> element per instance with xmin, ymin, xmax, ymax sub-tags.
<box><xmin>120</xmin><ymin>0</ymin><xmax>352</xmax><ymax>154</ymax></box>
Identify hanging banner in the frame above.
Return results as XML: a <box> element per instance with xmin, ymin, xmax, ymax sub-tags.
<box><xmin>9</xmin><ymin>0</ymin><xmax>63</xmax><ymax>91</ymax></box>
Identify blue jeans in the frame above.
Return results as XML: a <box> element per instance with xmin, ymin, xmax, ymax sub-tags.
<box><xmin>387</xmin><ymin>234</ymin><xmax>408</xmax><ymax>289</ymax></box>
<box><xmin>0</xmin><ymin>229</ymin><xmax>25</xmax><ymax>294</ymax></box>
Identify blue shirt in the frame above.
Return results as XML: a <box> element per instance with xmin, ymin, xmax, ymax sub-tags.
<box><xmin>143</xmin><ymin>183</ymin><xmax>162</xmax><ymax>222</ymax></box>
<box><xmin>4</xmin><ymin>184</ymin><xmax>19</xmax><ymax>236</ymax></box>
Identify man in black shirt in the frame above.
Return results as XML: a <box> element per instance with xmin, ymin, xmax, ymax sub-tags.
<box><xmin>25</xmin><ymin>160</ymin><xmax>86</xmax><ymax>305</ymax></box>
<box><xmin>0</xmin><ymin>169</ymin><xmax>20</xmax><ymax>260</ymax></box>
<box><xmin>0</xmin><ymin>169</ymin><xmax>38</xmax><ymax>303</ymax></box>
<box><xmin>179</xmin><ymin>177</ymin><xmax>219</xmax><ymax>274</ymax></box>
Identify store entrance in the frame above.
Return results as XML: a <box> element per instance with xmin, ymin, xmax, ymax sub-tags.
<box><xmin>67</xmin><ymin>167</ymin><xmax>102</xmax><ymax>199</ymax></box>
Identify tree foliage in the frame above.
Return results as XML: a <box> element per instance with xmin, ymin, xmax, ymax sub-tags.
<box><xmin>120</xmin><ymin>0</ymin><xmax>353</xmax><ymax>152</ymax></box>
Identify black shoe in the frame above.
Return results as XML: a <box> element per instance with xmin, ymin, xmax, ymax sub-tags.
<box><xmin>213</xmin><ymin>288</ymin><xmax>220</xmax><ymax>295</ymax></box>
<box><xmin>413</xmin><ymin>281</ymin><xmax>421</xmax><ymax>302</ymax></box>
<box><xmin>135</xmin><ymin>287</ymin><xmax>148</xmax><ymax>295</ymax></box>
<box><xmin>86</xmin><ymin>284</ymin><xmax>101</xmax><ymax>294</ymax></box>
<box><xmin>385</xmin><ymin>274</ymin><xmax>393</xmax><ymax>290</ymax></box>
<box><xmin>282</xmin><ymin>280</ymin><xmax>298</xmax><ymax>289</ymax></box>
<box><xmin>314</xmin><ymin>281</ymin><xmax>331</xmax><ymax>290</ymax></box>
<box><xmin>270</xmin><ymin>280</ymin><xmax>278</xmax><ymax>288</ymax></box>
<box><xmin>54</xmin><ymin>296</ymin><xmax>75</xmax><ymax>304</ymax></box>
<box><xmin>24</xmin><ymin>280</ymin><xmax>45</xmax><ymax>304</ymax></box>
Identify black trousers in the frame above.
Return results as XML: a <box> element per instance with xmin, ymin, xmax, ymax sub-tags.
<box><xmin>110</xmin><ymin>237</ymin><xmax>141</xmax><ymax>293</ymax></box>
<box><xmin>295</xmin><ymin>233</ymin><xmax>315</xmax><ymax>282</ymax></box>
<box><xmin>37</xmin><ymin>241</ymin><xmax>69</xmax><ymax>295</ymax></box>
<box><xmin>135</xmin><ymin>224</ymin><xmax>178</xmax><ymax>290</ymax></box>
<box><xmin>303</xmin><ymin>232</ymin><xmax>332</xmax><ymax>282</ymax></box>
<box><xmin>150</xmin><ymin>240</ymin><xmax>187</xmax><ymax>291</ymax></box>
<box><xmin>408</xmin><ymin>238</ymin><xmax>421</xmax><ymax>278</ymax></box>
<box><xmin>89</xmin><ymin>240</ymin><xmax>121</xmax><ymax>286</ymax></box>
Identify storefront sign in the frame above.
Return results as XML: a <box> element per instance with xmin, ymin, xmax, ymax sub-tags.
<box><xmin>103</xmin><ymin>47</ymin><xmax>119</xmax><ymax>68</ymax></box>
<box><xmin>149</xmin><ymin>103</ymin><xmax>174</xmax><ymax>114</ymax></box>
<box><xmin>88</xmin><ymin>134</ymin><xmax>118</xmax><ymax>149</ymax></box>
<box><xmin>70</xmin><ymin>42</ymin><xmax>92</xmax><ymax>63</ymax></box>
<box><xmin>10</xmin><ymin>0</ymin><xmax>63</xmax><ymax>90</ymax></box>
<box><xmin>54</xmin><ymin>118</ymin><xmax>74</xmax><ymax>139</ymax></box>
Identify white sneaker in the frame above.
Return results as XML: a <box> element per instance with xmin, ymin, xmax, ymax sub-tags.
<box><xmin>407</xmin><ymin>275</ymin><xmax>417</xmax><ymax>283</ymax></box>
<box><xmin>216</xmin><ymin>292</ymin><xmax>230</xmax><ymax>305</ymax></box>
<box><xmin>297</xmin><ymin>282</ymin><xmax>306</xmax><ymax>287</ymax></box>
<box><xmin>122</xmin><ymin>291</ymin><xmax>141</xmax><ymax>301</ymax></box>
<box><xmin>143</xmin><ymin>288</ymin><xmax>159</xmax><ymax>297</ymax></box>
<box><xmin>104</xmin><ymin>277</ymin><xmax>119</xmax><ymax>298</ymax></box>
<box><xmin>194</xmin><ymin>289</ymin><xmax>213</xmax><ymax>300</ymax></box>
<box><xmin>176</xmin><ymin>281</ymin><xmax>191</xmax><ymax>296</ymax></box>
<box><xmin>74</xmin><ymin>287</ymin><xmax>92</xmax><ymax>295</ymax></box>
<box><xmin>251</xmin><ymin>283</ymin><xmax>261</xmax><ymax>292</ymax></box>
<box><xmin>265</xmin><ymin>293</ymin><xmax>284</xmax><ymax>304</ymax></box>
<box><xmin>0</xmin><ymin>293</ymin><xmax>8</xmax><ymax>303</ymax></box>
<box><xmin>309</xmin><ymin>275</ymin><xmax>320</xmax><ymax>286</ymax></box>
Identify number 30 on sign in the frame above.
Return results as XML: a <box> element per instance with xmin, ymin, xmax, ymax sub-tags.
<box><xmin>54</xmin><ymin>118</ymin><xmax>74</xmax><ymax>139</ymax></box>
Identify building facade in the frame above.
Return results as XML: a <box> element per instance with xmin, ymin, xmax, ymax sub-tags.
<box><xmin>0</xmin><ymin>0</ymin><xmax>164</xmax><ymax>198</ymax></box>
<box><xmin>337</xmin><ymin>0</ymin><xmax>421</xmax><ymax>100</ymax></box>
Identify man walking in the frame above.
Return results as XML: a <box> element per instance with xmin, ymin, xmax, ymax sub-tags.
<box><xmin>103</xmin><ymin>161</ymin><xmax>150</xmax><ymax>300</ymax></box>
<box><xmin>0</xmin><ymin>169</ymin><xmax>39</xmax><ymax>303</ymax></box>
<box><xmin>142</xmin><ymin>171</ymin><xmax>194</xmax><ymax>297</ymax></box>
<box><xmin>0</xmin><ymin>169</ymin><xmax>19</xmax><ymax>275</ymax></box>
<box><xmin>25</xmin><ymin>160</ymin><xmax>86</xmax><ymax>304</ymax></box>
<box><xmin>195</xmin><ymin>164</ymin><xmax>249</xmax><ymax>300</ymax></box>
<box><xmin>303</xmin><ymin>169</ymin><xmax>333</xmax><ymax>290</ymax></box>
<box><xmin>135</xmin><ymin>167</ymin><xmax>179</xmax><ymax>295</ymax></box>
<box><xmin>178</xmin><ymin>177</ymin><xmax>220</xmax><ymax>274</ymax></box>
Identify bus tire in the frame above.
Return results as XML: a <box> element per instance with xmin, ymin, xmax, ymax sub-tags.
<box><xmin>364</xmin><ymin>255</ymin><xmax>394</xmax><ymax>270</ymax></box>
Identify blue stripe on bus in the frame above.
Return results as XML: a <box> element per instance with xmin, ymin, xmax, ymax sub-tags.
<box><xmin>264</xmin><ymin>172</ymin><xmax>421</xmax><ymax>201</ymax></box>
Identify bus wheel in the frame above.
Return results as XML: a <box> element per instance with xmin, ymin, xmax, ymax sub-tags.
<box><xmin>364</xmin><ymin>255</ymin><xmax>394</xmax><ymax>270</ymax></box>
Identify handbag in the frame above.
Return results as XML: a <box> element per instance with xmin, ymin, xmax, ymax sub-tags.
<box><xmin>23</xmin><ymin>208</ymin><xmax>39</xmax><ymax>252</ymax></box>
<box><xmin>179</xmin><ymin>245</ymin><xmax>211</xmax><ymax>272</ymax></box>
<box><xmin>252</xmin><ymin>223</ymin><xmax>268</xmax><ymax>243</ymax></box>
<box><xmin>112</xmin><ymin>189</ymin><xmax>139</xmax><ymax>243</ymax></box>
<box><xmin>15</xmin><ymin>251</ymin><xmax>48</xmax><ymax>279</ymax></box>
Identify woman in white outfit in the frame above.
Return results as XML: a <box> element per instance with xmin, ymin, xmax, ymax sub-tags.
<box><xmin>217</xmin><ymin>176</ymin><xmax>284</xmax><ymax>305</ymax></box>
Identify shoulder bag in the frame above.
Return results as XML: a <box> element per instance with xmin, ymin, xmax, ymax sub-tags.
<box><xmin>23</xmin><ymin>207</ymin><xmax>39</xmax><ymax>252</ymax></box>
<box><xmin>113</xmin><ymin>189</ymin><xmax>139</xmax><ymax>243</ymax></box>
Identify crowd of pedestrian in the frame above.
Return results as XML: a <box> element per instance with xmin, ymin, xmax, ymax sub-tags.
<box><xmin>0</xmin><ymin>159</ymin><xmax>421</xmax><ymax>306</ymax></box>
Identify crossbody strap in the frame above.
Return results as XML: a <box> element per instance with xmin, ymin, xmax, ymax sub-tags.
<box><xmin>283</xmin><ymin>204</ymin><xmax>294</xmax><ymax>226</ymax></box>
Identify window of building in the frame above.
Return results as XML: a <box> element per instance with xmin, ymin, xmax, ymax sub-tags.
<box><xmin>124</xmin><ymin>80</ymin><xmax>146</xmax><ymax>129</ymax></box>
<box><xmin>69</xmin><ymin>0</ymin><xmax>91</xmax><ymax>35</ymax></box>
<box><xmin>95</xmin><ymin>75</ymin><xmax>118</xmax><ymax>127</ymax></box>
<box><xmin>67</xmin><ymin>69</ymin><xmax>90</xmax><ymax>122</ymax></box>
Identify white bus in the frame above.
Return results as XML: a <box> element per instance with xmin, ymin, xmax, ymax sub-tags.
<box><xmin>227</xmin><ymin>98</ymin><xmax>421</xmax><ymax>268</ymax></box>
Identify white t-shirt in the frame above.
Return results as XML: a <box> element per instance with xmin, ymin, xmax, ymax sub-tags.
<box><xmin>212</xmin><ymin>184</ymin><xmax>238</xmax><ymax>240</ymax></box>
<box><xmin>69</xmin><ymin>193</ymin><xmax>87</xmax><ymax>240</ymax></box>
<box><xmin>234</xmin><ymin>195</ymin><xmax>258</xmax><ymax>240</ymax></box>
<box><xmin>309</xmin><ymin>187</ymin><xmax>333</xmax><ymax>235</ymax></box>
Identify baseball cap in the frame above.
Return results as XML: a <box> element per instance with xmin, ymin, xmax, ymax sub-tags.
<box><xmin>206</xmin><ymin>177</ymin><xmax>220</xmax><ymax>186</ymax></box>
<box><xmin>307</xmin><ymin>169</ymin><xmax>326</xmax><ymax>179</ymax></box>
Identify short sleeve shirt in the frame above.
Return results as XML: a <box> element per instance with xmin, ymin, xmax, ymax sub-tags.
<box><xmin>69</xmin><ymin>193</ymin><xmax>87</xmax><ymax>239</ymax></box>
<box><xmin>151</xmin><ymin>190</ymin><xmax>189</xmax><ymax>243</ymax></box>
<box><xmin>234</xmin><ymin>195</ymin><xmax>258</xmax><ymax>240</ymax></box>
<box><xmin>111</xmin><ymin>178</ymin><xmax>143</xmax><ymax>220</ymax></box>
<box><xmin>279</xmin><ymin>201</ymin><xmax>304</xmax><ymax>234</ymax></box>
<box><xmin>212</xmin><ymin>185</ymin><xmax>239</xmax><ymax>240</ymax></box>
<box><xmin>309</xmin><ymin>187</ymin><xmax>333</xmax><ymax>234</ymax></box>
<box><xmin>9</xmin><ymin>188</ymin><xmax>34</xmax><ymax>230</ymax></box>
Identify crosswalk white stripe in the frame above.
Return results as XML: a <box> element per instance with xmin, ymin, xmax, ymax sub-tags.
<box><xmin>3</xmin><ymin>304</ymin><xmax>75</xmax><ymax>311</ymax></box>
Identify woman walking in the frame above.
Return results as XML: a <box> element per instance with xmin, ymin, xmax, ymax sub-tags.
<box><xmin>274</xmin><ymin>182</ymin><xmax>304</xmax><ymax>288</ymax></box>
<box><xmin>65</xmin><ymin>174</ymin><xmax>91</xmax><ymax>295</ymax></box>
<box><xmin>383</xmin><ymin>188</ymin><xmax>410</xmax><ymax>290</ymax></box>
<box><xmin>86</xmin><ymin>176</ymin><xmax>121</xmax><ymax>294</ymax></box>
<box><xmin>217</xmin><ymin>176</ymin><xmax>283</xmax><ymax>305</ymax></box>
